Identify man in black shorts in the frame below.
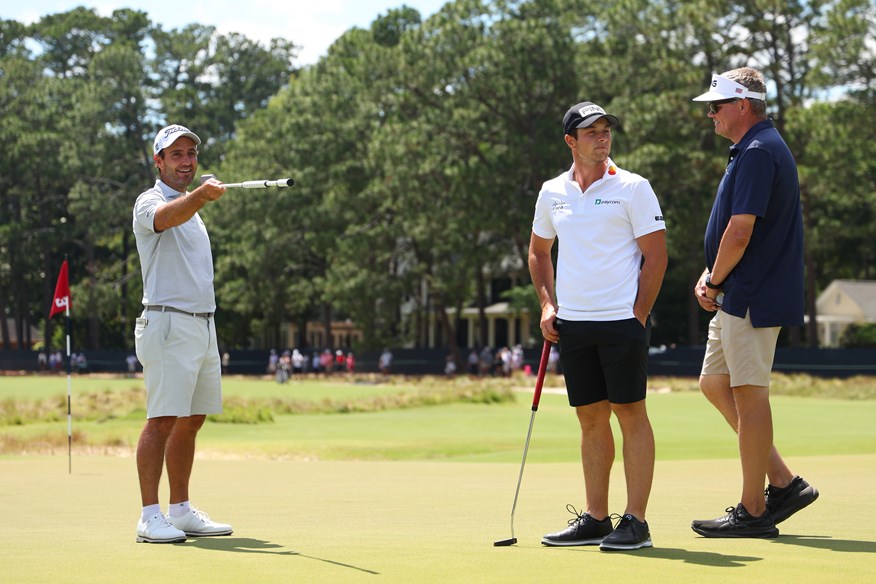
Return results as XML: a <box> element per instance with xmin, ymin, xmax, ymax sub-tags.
<box><xmin>529</xmin><ymin>101</ymin><xmax>667</xmax><ymax>551</ymax></box>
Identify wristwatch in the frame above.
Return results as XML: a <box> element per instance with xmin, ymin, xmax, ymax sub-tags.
<box><xmin>705</xmin><ymin>273</ymin><xmax>723</xmax><ymax>290</ymax></box>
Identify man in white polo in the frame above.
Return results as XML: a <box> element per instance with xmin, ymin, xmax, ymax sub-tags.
<box><xmin>132</xmin><ymin>124</ymin><xmax>232</xmax><ymax>543</ymax></box>
<box><xmin>530</xmin><ymin>101</ymin><xmax>667</xmax><ymax>551</ymax></box>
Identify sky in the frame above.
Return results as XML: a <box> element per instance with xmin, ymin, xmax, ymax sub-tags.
<box><xmin>1</xmin><ymin>0</ymin><xmax>448</xmax><ymax>65</ymax></box>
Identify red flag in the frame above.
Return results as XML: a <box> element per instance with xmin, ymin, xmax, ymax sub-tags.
<box><xmin>49</xmin><ymin>260</ymin><xmax>71</xmax><ymax>318</ymax></box>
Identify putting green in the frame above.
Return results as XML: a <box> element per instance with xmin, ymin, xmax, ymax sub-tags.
<box><xmin>1</xmin><ymin>454</ymin><xmax>873</xmax><ymax>583</ymax></box>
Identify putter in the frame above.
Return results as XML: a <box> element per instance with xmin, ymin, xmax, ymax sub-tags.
<box><xmin>200</xmin><ymin>174</ymin><xmax>295</xmax><ymax>188</ymax></box>
<box><xmin>494</xmin><ymin>339</ymin><xmax>553</xmax><ymax>547</ymax></box>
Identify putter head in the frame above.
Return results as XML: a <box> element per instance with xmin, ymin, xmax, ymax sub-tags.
<box><xmin>493</xmin><ymin>537</ymin><xmax>517</xmax><ymax>547</ymax></box>
<box><xmin>200</xmin><ymin>174</ymin><xmax>217</xmax><ymax>184</ymax></box>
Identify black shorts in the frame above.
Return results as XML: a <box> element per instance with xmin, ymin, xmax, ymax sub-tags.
<box><xmin>557</xmin><ymin>317</ymin><xmax>650</xmax><ymax>407</ymax></box>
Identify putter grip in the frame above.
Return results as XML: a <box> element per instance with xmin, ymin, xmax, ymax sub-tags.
<box><xmin>531</xmin><ymin>340</ymin><xmax>552</xmax><ymax>411</ymax></box>
<box><xmin>240</xmin><ymin>180</ymin><xmax>269</xmax><ymax>189</ymax></box>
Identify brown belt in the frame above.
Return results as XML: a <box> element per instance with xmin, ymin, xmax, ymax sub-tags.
<box><xmin>146</xmin><ymin>305</ymin><xmax>213</xmax><ymax>320</ymax></box>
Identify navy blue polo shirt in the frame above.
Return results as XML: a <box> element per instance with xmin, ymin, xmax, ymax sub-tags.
<box><xmin>704</xmin><ymin>119</ymin><xmax>804</xmax><ymax>328</ymax></box>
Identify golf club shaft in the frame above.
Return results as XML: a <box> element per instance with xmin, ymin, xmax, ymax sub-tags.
<box><xmin>199</xmin><ymin>174</ymin><xmax>294</xmax><ymax>189</ymax></box>
<box><xmin>507</xmin><ymin>340</ymin><xmax>553</xmax><ymax>540</ymax></box>
<box><xmin>222</xmin><ymin>178</ymin><xmax>294</xmax><ymax>189</ymax></box>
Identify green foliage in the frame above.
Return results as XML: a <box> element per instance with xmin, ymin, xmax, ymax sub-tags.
<box><xmin>0</xmin><ymin>7</ymin><xmax>295</xmax><ymax>353</ymax></box>
<box><xmin>840</xmin><ymin>323</ymin><xmax>876</xmax><ymax>348</ymax></box>
<box><xmin>2</xmin><ymin>0</ymin><xmax>874</xmax><ymax>353</ymax></box>
<box><xmin>502</xmin><ymin>285</ymin><xmax>541</xmax><ymax>341</ymax></box>
<box><xmin>371</xmin><ymin>6</ymin><xmax>422</xmax><ymax>47</ymax></box>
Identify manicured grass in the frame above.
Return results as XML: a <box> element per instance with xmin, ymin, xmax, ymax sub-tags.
<box><xmin>1</xmin><ymin>454</ymin><xmax>873</xmax><ymax>584</ymax></box>
<box><xmin>2</xmin><ymin>374</ymin><xmax>875</xmax><ymax>583</ymax></box>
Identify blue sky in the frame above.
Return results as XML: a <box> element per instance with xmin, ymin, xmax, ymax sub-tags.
<box><xmin>2</xmin><ymin>0</ymin><xmax>448</xmax><ymax>65</ymax></box>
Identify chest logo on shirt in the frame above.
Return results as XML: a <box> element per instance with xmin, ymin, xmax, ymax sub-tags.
<box><xmin>551</xmin><ymin>200</ymin><xmax>570</xmax><ymax>213</ymax></box>
<box><xmin>594</xmin><ymin>199</ymin><xmax>621</xmax><ymax>206</ymax></box>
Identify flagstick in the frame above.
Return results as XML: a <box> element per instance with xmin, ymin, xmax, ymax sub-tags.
<box><xmin>66</xmin><ymin>302</ymin><xmax>72</xmax><ymax>474</ymax></box>
<box><xmin>50</xmin><ymin>258</ymin><xmax>73</xmax><ymax>474</ymax></box>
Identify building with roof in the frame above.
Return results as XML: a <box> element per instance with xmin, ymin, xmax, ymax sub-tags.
<box><xmin>814</xmin><ymin>280</ymin><xmax>876</xmax><ymax>347</ymax></box>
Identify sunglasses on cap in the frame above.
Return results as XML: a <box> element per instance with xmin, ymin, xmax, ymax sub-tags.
<box><xmin>708</xmin><ymin>98</ymin><xmax>740</xmax><ymax>114</ymax></box>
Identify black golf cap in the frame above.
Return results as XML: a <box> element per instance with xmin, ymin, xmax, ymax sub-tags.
<box><xmin>563</xmin><ymin>101</ymin><xmax>620</xmax><ymax>135</ymax></box>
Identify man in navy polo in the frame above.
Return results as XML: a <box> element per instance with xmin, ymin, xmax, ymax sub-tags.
<box><xmin>689</xmin><ymin>68</ymin><xmax>818</xmax><ymax>538</ymax></box>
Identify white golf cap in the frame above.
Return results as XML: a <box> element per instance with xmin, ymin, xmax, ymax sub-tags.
<box><xmin>153</xmin><ymin>124</ymin><xmax>201</xmax><ymax>154</ymax></box>
<box><xmin>692</xmin><ymin>73</ymin><xmax>766</xmax><ymax>102</ymax></box>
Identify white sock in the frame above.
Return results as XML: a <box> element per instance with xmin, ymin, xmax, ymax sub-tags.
<box><xmin>168</xmin><ymin>501</ymin><xmax>191</xmax><ymax>518</ymax></box>
<box><xmin>141</xmin><ymin>504</ymin><xmax>162</xmax><ymax>522</ymax></box>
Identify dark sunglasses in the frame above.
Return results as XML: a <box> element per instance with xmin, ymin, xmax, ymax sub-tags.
<box><xmin>709</xmin><ymin>98</ymin><xmax>740</xmax><ymax>114</ymax></box>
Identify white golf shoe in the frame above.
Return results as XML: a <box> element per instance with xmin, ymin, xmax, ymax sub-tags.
<box><xmin>167</xmin><ymin>507</ymin><xmax>233</xmax><ymax>537</ymax></box>
<box><xmin>136</xmin><ymin>513</ymin><xmax>187</xmax><ymax>543</ymax></box>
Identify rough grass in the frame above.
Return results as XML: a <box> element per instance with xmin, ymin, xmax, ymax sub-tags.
<box><xmin>1</xmin><ymin>381</ymin><xmax>514</xmax><ymax>427</ymax></box>
<box><xmin>0</xmin><ymin>388</ymin><xmax>146</xmax><ymax>426</ymax></box>
<box><xmin>0</xmin><ymin>429</ymin><xmax>133</xmax><ymax>456</ymax></box>
<box><xmin>212</xmin><ymin>384</ymin><xmax>513</xmax><ymax>423</ymax></box>
<box><xmin>647</xmin><ymin>372</ymin><xmax>876</xmax><ymax>400</ymax></box>
<box><xmin>3</xmin><ymin>372</ymin><xmax>875</xmax><ymax>456</ymax></box>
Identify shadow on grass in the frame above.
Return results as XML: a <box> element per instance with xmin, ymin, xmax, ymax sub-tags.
<box><xmin>563</xmin><ymin>546</ymin><xmax>762</xmax><ymax>567</ymax></box>
<box><xmin>184</xmin><ymin>537</ymin><xmax>380</xmax><ymax>575</ymax></box>
<box><xmin>772</xmin><ymin>534</ymin><xmax>876</xmax><ymax>554</ymax></box>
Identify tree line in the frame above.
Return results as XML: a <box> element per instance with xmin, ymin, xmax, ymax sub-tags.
<box><xmin>1</xmin><ymin>0</ymin><xmax>874</xmax><ymax>358</ymax></box>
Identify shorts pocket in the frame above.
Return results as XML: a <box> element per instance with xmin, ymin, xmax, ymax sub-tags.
<box><xmin>135</xmin><ymin>313</ymin><xmax>171</xmax><ymax>365</ymax></box>
<box><xmin>626</xmin><ymin>317</ymin><xmax>649</xmax><ymax>342</ymax></box>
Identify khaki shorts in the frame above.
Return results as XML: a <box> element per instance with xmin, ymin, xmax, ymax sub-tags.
<box><xmin>134</xmin><ymin>310</ymin><xmax>223</xmax><ymax>418</ymax></box>
<box><xmin>701</xmin><ymin>310</ymin><xmax>781</xmax><ymax>388</ymax></box>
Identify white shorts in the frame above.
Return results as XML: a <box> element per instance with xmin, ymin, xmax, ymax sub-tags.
<box><xmin>701</xmin><ymin>310</ymin><xmax>781</xmax><ymax>388</ymax></box>
<box><xmin>134</xmin><ymin>310</ymin><xmax>223</xmax><ymax>418</ymax></box>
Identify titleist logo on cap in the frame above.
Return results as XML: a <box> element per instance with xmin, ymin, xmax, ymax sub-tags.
<box><xmin>153</xmin><ymin>124</ymin><xmax>201</xmax><ymax>154</ymax></box>
<box><xmin>161</xmin><ymin>125</ymin><xmax>188</xmax><ymax>139</ymax></box>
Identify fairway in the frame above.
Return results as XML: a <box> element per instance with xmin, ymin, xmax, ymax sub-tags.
<box><xmin>1</xmin><ymin>455</ymin><xmax>874</xmax><ymax>583</ymax></box>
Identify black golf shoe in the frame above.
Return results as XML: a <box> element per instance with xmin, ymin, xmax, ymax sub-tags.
<box><xmin>765</xmin><ymin>476</ymin><xmax>819</xmax><ymax>524</ymax></box>
<box><xmin>691</xmin><ymin>503</ymin><xmax>779</xmax><ymax>538</ymax></box>
<box><xmin>541</xmin><ymin>504</ymin><xmax>612</xmax><ymax>546</ymax></box>
<box><xmin>599</xmin><ymin>514</ymin><xmax>653</xmax><ymax>551</ymax></box>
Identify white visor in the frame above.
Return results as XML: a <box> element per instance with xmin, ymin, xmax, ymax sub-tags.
<box><xmin>692</xmin><ymin>73</ymin><xmax>766</xmax><ymax>102</ymax></box>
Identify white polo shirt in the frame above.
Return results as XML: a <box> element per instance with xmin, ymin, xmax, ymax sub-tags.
<box><xmin>532</xmin><ymin>158</ymin><xmax>665</xmax><ymax>321</ymax></box>
<box><xmin>133</xmin><ymin>179</ymin><xmax>216</xmax><ymax>313</ymax></box>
